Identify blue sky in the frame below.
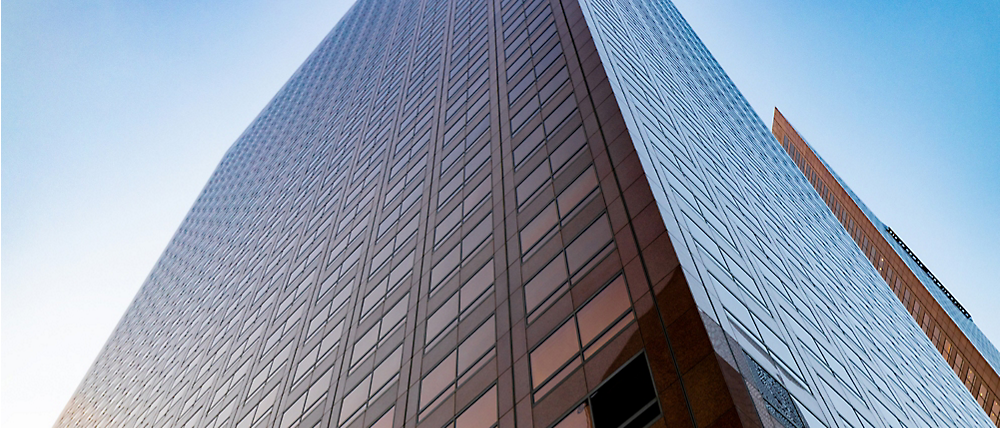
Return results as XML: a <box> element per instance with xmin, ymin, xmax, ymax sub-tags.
<box><xmin>2</xmin><ymin>0</ymin><xmax>997</xmax><ymax>427</ymax></box>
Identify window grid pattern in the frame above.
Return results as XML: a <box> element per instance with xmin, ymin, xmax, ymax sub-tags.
<box><xmin>54</xmin><ymin>0</ymin><xmax>994</xmax><ymax>428</ymax></box>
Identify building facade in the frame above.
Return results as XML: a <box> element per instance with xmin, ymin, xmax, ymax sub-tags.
<box><xmin>772</xmin><ymin>109</ymin><xmax>1000</xmax><ymax>425</ymax></box>
<box><xmin>55</xmin><ymin>0</ymin><xmax>994</xmax><ymax>428</ymax></box>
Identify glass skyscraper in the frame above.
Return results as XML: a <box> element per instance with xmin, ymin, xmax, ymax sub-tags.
<box><xmin>55</xmin><ymin>0</ymin><xmax>995</xmax><ymax>427</ymax></box>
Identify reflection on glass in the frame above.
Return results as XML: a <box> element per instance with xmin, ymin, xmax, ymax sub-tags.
<box><xmin>530</xmin><ymin>320</ymin><xmax>580</xmax><ymax>388</ymax></box>
<box><xmin>577</xmin><ymin>276</ymin><xmax>630</xmax><ymax>346</ymax></box>
<box><xmin>456</xmin><ymin>385</ymin><xmax>498</xmax><ymax>428</ymax></box>
<box><xmin>420</xmin><ymin>352</ymin><xmax>457</xmax><ymax>411</ymax></box>
<box><xmin>525</xmin><ymin>256</ymin><xmax>569</xmax><ymax>315</ymax></box>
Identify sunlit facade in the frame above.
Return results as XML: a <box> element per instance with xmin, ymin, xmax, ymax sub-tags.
<box><xmin>55</xmin><ymin>0</ymin><xmax>994</xmax><ymax>427</ymax></box>
<box><xmin>773</xmin><ymin>109</ymin><xmax>1000</xmax><ymax>425</ymax></box>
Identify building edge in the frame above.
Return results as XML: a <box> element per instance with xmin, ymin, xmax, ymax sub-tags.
<box><xmin>772</xmin><ymin>108</ymin><xmax>1000</xmax><ymax>424</ymax></box>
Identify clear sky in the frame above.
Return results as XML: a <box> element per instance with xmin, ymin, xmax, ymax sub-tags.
<box><xmin>2</xmin><ymin>0</ymin><xmax>997</xmax><ymax>427</ymax></box>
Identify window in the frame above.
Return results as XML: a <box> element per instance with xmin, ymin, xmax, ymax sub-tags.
<box><xmin>589</xmin><ymin>355</ymin><xmax>660</xmax><ymax>428</ymax></box>
<box><xmin>577</xmin><ymin>277</ymin><xmax>631</xmax><ymax>357</ymax></box>
<box><xmin>552</xmin><ymin>404</ymin><xmax>592</xmax><ymax>428</ymax></box>
<box><xmin>370</xmin><ymin>407</ymin><xmax>394</xmax><ymax>428</ymax></box>
<box><xmin>965</xmin><ymin>368</ymin><xmax>976</xmax><ymax>390</ymax></box>
<box><xmin>524</xmin><ymin>256</ymin><xmax>569</xmax><ymax>321</ymax></box>
<box><xmin>529</xmin><ymin>276</ymin><xmax>635</xmax><ymax>399</ymax></box>
<box><xmin>521</xmin><ymin>203</ymin><xmax>558</xmax><ymax>253</ymax></box>
<box><xmin>421</xmin><ymin>317</ymin><xmax>497</xmax><ymax>419</ymax></box>
<box><xmin>531</xmin><ymin>320</ymin><xmax>580</xmax><ymax>391</ymax></box>
<box><xmin>456</xmin><ymin>385</ymin><xmax>498</xmax><ymax>428</ymax></box>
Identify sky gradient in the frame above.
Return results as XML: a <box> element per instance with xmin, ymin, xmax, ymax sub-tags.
<box><xmin>3</xmin><ymin>0</ymin><xmax>997</xmax><ymax>427</ymax></box>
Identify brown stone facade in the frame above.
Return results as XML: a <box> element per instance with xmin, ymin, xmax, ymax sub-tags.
<box><xmin>772</xmin><ymin>108</ymin><xmax>1000</xmax><ymax>425</ymax></box>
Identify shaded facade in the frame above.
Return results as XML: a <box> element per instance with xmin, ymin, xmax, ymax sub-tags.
<box><xmin>55</xmin><ymin>1</ymin><xmax>993</xmax><ymax>428</ymax></box>
<box><xmin>772</xmin><ymin>109</ymin><xmax>1000</xmax><ymax>425</ymax></box>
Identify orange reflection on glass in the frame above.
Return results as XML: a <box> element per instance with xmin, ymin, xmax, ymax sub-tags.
<box><xmin>576</xmin><ymin>276</ymin><xmax>630</xmax><ymax>347</ymax></box>
<box><xmin>530</xmin><ymin>320</ymin><xmax>580</xmax><ymax>388</ymax></box>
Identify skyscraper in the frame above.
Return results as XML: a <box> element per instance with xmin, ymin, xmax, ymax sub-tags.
<box><xmin>772</xmin><ymin>109</ymin><xmax>1000</xmax><ymax>425</ymax></box>
<box><xmin>54</xmin><ymin>0</ymin><xmax>994</xmax><ymax>427</ymax></box>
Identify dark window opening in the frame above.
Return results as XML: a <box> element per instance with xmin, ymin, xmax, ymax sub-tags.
<box><xmin>589</xmin><ymin>354</ymin><xmax>660</xmax><ymax>428</ymax></box>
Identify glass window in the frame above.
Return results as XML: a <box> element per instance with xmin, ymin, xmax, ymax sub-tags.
<box><xmin>280</xmin><ymin>390</ymin><xmax>307</xmax><ymax>428</ymax></box>
<box><xmin>514</xmin><ymin>125</ymin><xmax>545</xmax><ymax>167</ymax></box>
<box><xmin>553</xmin><ymin>404</ymin><xmax>592</xmax><ymax>428</ymax></box>
<box><xmin>361</xmin><ymin>278</ymin><xmax>389</xmax><ymax>319</ymax></box>
<box><xmin>461</xmin><ymin>261</ymin><xmax>494</xmax><ymax>313</ymax></box>
<box><xmin>464</xmin><ymin>139</ymin><xmax>491</xmax><ymax>178</ymax></box>
<box><xmin>590</xmin><ymin>356</ymin><xmax>660</xmax><ymax>428</ymax></box>
<box><xmin>420</xmin><ymin>352</ymin><xmax>457</xmax><ymax>411</ymax></box>
<box><xmin>511</xmin><ymin>96</ymin><xmax>539</xmax><ymax>134</ymax></box>
<box><xmin>543</xmin><ymin>95</ymin><xmax>577</xmax><ymax>135</ymax></box>
<box><xmin>372</xmin><ymin>346</ymin><xmax>403</xmax><ymax>399</ymax></box>
<box><xmin>304</xmin><ymin>367</ymin><xmax>333</xmax><ymax>415</ymax></box>
<box><xmin>463</xmin><ymin>175</ymin><xmax>491</xmax><ymax>217</ymax></box>
<box><xmin>524</xmin><ymin>256</ymin><xmax>568</xmax><ymax>316</ymax></box>
<box><xmin>534</xmin><ymin>43</ymin><xmax>564</xmax><ymax>77</ymax></box>
<box><xmin>566</xmin><ymin>216</ymin><xmax>612</xmax><ymax>273</ymax></box>
<box><xmin>462</xmin><ymin>213</ymin><xmax>493</xmax><ymax>259</ymax></box>
<box><xmin>339</xmin><ymin>377</ymin><xmax>371</xmax><ymax>425</ymax></box>
<box><xmin>530</xmin><ymin>319</ymin><xmax>580</xmax><ymax>388</ymax></box>
<box><xmin>351</xmin><ymin>323</ymin><xmax>379</xmax><ymax>366</ymax></box>
<box><xmin>557</xmin><ymin>167</ymin><xmax>598</xmax><ymax>218</ymax></box>
<box><xmin>293</xmin><ymin>344</ymin><xmax>320</xmax><ymax>383</ymax></box>
<box><xmin>517</xmin><ymin>160</ymin><xmax>551</xmax><ymax>206</ymax></box>
<box><xmin>457</xmin><ymin>385</ymin><xmax>498</xmax><ymax>428</ymax></box>
<box><xmin>577</xmin><ymin>277</ymin><xmax>630</xmax><ymax>347</ymax></box>
<box><xmin>539</xmin><ymin>67</ymin><xmax>569</xmax><ymax>103</ymax></box>
<box><xmin>459</xmin><ymin>316</ymin><xmax>496</xmax><ymax>377</ymax></box>
<box><xmin>426</xmin><ymin>294</ymin><xmax>459</xmax><ymax>345</ymax></box>
<box><xmin>432</xmin><ymin>246</ymin><xmax>461</xmax><ymax>293</ymax></box>
<box><xmin>549</xmin><ymin>126</ymin><xmax>586</xmax><ymax>172</ymax></box>
<box><xmin>521</xmin><ymin>203</ymin><xmax>558</xmax><ymax>253</ymax></box>
<box><xmin>509</xmin><ymin>72</ymin><xmax>536</xmax><ymax>105</ymax></box>
<box><xmin>370</xmin><ymin>407</ymin><xmax>394</xmax><ymax>428</ymax></box>
<box><xmin>381</xmin><ymin>295</ymin><xmax>408</xmax><ymax>339</ymax></box>
<box><xmin>436</xmin><ymin>206</ymin><xmax>462</xmax><ymax>244</ymax></box>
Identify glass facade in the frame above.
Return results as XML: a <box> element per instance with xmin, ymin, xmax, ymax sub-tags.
<box><xmin>54</xmin><ymin>0</ymin><xmax>993</xmax><ymax>428</ymax></box>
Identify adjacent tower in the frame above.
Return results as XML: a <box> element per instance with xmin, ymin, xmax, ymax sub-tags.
<box><xmin>55</xmin><ymin>0</ymin><xmax>994</xmax><ymax>427</ymax></box>
<box><xmin>773</xmin><ymin>109</ymin><xmax>1000</xmax><ymax>425</ymax></box>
